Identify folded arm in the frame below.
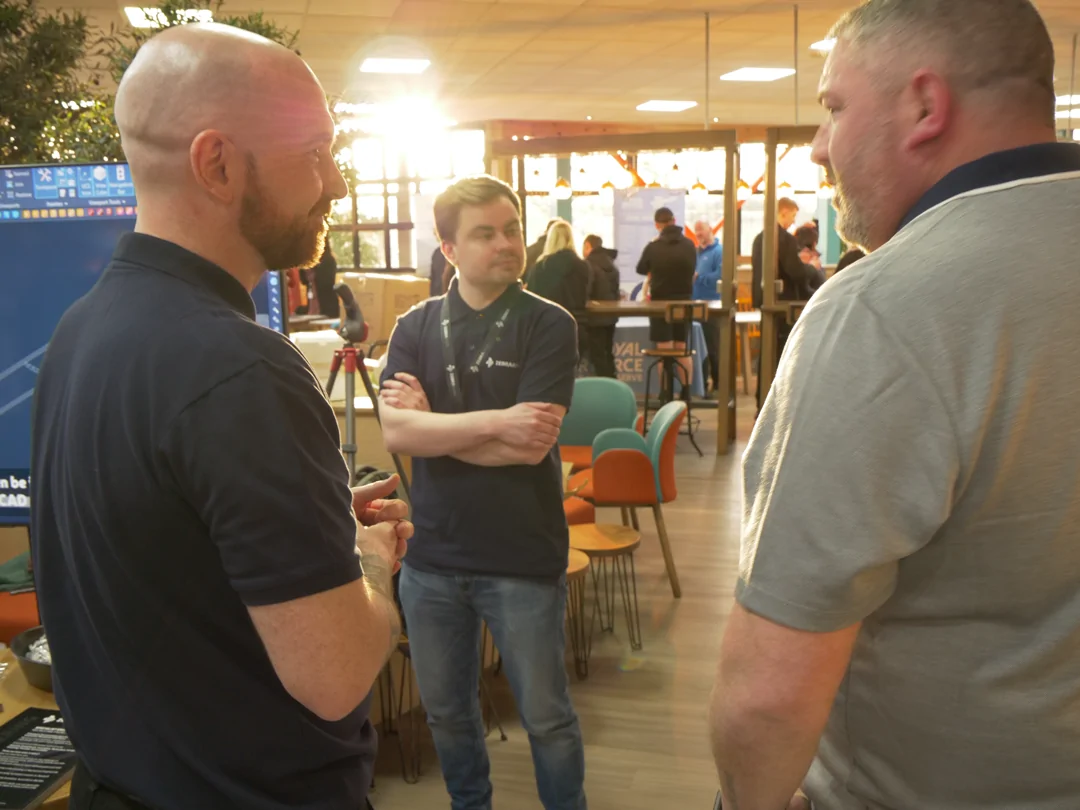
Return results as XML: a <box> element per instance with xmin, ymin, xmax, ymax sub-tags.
<box><xmin>380</xmin><ymin>373</ymin><xmax>564</xmax><ymax>466</ymax></box>
<box><xmin>379</xmin><ymin>403</ymin><xmax>503</xmax><ymax>457</ymax></box>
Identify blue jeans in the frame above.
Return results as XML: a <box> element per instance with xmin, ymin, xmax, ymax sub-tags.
<box><xmin>399</xmin><ymin>564</ymin><xmax>587</xmax><ymax>810</ymax></box>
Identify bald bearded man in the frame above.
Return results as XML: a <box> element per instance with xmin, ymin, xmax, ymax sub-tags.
<box><xmin>30</xmin><ymin>24</ymin><xmax>408</xmax><ymax>810</ymax></box>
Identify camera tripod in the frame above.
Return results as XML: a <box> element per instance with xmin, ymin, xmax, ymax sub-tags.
<box><xmin>325</xmin><ymin>338</ymin><xmax>411</xmax><ymax>502</ymax></box>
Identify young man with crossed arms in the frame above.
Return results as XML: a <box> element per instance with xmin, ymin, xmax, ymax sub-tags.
<box><xmin>378</xmin><ymin>176</ymin><xmax>588</xmax><ymax>810</ymax></box>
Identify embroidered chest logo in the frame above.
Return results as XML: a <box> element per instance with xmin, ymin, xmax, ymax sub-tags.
<box><xmin>485</xmin><ymin>356</ymin><xmax>519</xmax><ymax>370</ymax></box>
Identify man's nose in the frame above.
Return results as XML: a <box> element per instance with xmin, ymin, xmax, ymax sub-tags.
<box><xmin>323</xmin><ymin>154</ymin><xmax>349</xmax><ymax>201</ymax></box>
<box><xmin>810</xmin><ymin>123</ymin><xmax>829</xmax><ymax>168</ymax></box>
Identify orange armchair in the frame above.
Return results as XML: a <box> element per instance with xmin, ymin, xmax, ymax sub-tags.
<box><xmin>568</xmin><ymin>401</ymin><xmax>687</xmax><ymax>597</ymax></box>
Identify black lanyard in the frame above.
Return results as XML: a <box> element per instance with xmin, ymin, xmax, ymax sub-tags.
<box><xmin>439</xmin><ymin>289</ymin><xmax>519</xmax><ymax>409</ymax></box>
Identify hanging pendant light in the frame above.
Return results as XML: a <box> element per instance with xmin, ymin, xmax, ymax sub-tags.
<box><xmin>690</xmin><ymin>181</ymin><xmax>708</xmax><ymax>197</ymax></box>
<box><xmin>554</xmin><ymin>177</ymin><xmax>572</xmax><ymax>201</ymax></box>
<box><xmin>817</xmin><ymin>180</ymin><xmax>835</xmax><ymax>199</ymax></box>
<box><xmin>736</xmin><ymin>179</ymin><xmax>752</xmax><ymax>202</ymax></box>
<box><xmin>778</xmin><ymin>180</ymin><xmax>793</xmax><ymax>193</ymax></box>
<box><xmin>600</xmin><ymin>180</ymin><xmax>616</xmax><ymax>204</ymax></box>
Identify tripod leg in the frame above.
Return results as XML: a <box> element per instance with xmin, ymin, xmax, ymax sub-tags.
<box><xmin>343</xmin><ymin>358</ymin><xmax>358</xmax><ymax>484</ymax></box>
<box><xmin>357</xmin><ymin>353</ymin><xmax>413</xmax><ymax>502</ymax></box>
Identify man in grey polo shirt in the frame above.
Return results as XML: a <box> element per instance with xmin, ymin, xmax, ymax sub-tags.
<box><xmin>709</xmin><ymin>1</ymin><xmax>1080</xmax><ymax>809</ymax></box>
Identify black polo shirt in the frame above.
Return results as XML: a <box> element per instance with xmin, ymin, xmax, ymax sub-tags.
<box><xmin>381</xmin><ymin>280</ymin><xmax>576</xmax><ymax>580</ymax></box>
<box><xmin>30</xmin><ymin>233</ymin><xmax>374</xmax><ymax>810</ymax></box>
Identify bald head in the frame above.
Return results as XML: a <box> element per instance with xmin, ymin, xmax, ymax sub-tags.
<box><xmin>116</xmin><ymin>23</ymin><xmax>329</xmax><ymax>188</ymax></box>
<box><xmin>693</xmin><ymin>220</ymin><xmax>713</xmax><ymax>247</ymax></box>
<box><xmin>829</xmin><ymin>0</ymin><xmax>1056</xmax><ymax>125</ymax></box>
<box><xmin>115</xmin><ymin>22</ymin><xmax>346</xmax><ymax>284</ymax></box>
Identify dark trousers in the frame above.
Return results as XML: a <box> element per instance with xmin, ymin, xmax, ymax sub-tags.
<box><xmin>587</xmin><ymin>325</ymin><xmax>616</xmax><ymax>378</ymax></box>
<box><xmin>698</xmin><ymin>318</ymin><xmax>720</xmax><ymax>391</ymax></box>
<box><xmin>71</xmin><ymin>762</ymin><xmax>377</xmax><ymax>810</ymax></box>
<box><xmin>71</xmin><ymin>763</ymin><xmax>152</xmax><ymax>810</ymax></box>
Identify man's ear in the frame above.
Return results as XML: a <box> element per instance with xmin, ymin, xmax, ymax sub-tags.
<box><xmin>903</xmin><ymin>69</ymin><xmax>951</xmax><ymax>151</ymax></box>
<box><xmin>440</xmin><ymin>240</ymin><xmax>457</xmax><ymax>268</ymax></box>
<box><xmin>190</xmin><ymin>130</ymin><xmax>241</xmax><ymax>205</ymax></box>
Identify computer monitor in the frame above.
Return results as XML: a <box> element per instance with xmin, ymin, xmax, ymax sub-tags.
<box><xmin>0</xmin><ymin>161</ymin><xmax>285</xmax><ymax>527</ymax></box>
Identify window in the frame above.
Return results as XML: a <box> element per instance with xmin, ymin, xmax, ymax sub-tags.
<box><xmin>330</xmin><ymin>129</ymin><xmax>486</xmax><ymax>272</ymax></box>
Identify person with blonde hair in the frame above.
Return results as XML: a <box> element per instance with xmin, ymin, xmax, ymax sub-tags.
<box><xmin>526</xmin><ymin>219</ymin><xmax>591</xmax><ymax>359</ymax></box>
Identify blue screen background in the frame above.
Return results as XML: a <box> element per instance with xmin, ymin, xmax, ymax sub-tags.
<box><xmin>1</xmin><ymin>162</ymin><xmax>284</xmax><ymax>526</ymax></box>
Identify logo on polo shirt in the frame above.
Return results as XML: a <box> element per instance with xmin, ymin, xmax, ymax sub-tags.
<box><xmin>485</xmin><ymin>356</ymin><xmax>519</xmax><ymax>370</ymax></box>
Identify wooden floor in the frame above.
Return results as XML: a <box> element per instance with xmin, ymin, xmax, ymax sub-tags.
<box><xmin>369</xmin><ymin>394</ymin><xmax>757</xmax><ymax>810</ymax></box>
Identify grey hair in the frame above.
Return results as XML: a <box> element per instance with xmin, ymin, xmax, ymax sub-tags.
<box><xmin>830</xmin><ymin>0</ymin><xmax>1056</xmax><ymax>125</ymax></box>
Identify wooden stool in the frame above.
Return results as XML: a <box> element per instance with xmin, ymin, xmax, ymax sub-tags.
<box><xmin>566</xmin><ymin>548</ymin><xmax>593</xmax><ymax>680</ymax></box>
<box><xmin>569</xmin><ymin>524</ymin><xmax>643</xmax><ymax>651</ymax></box>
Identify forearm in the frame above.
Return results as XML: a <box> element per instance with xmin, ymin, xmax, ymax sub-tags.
<box><xmin>356</xmin><ymin>546</ymin><xmax>401</xmax><ymax>664</ymax></box>
<box><xmin>708</xmin><ymin>687</ymin><xmax>820</xmax><ymax>810</ymax></box>
<box><xmin>381</xmin><ymin>405</ymin><xmax>501</xmax><ymax>457</ymax></box>
<box><xmin>451</xmin><ymin>439</ymin><xmax>545</xmax><ymax>467</ymax></box>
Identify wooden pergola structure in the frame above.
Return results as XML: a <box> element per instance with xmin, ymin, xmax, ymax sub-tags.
<box><xmin>757</xmin><ymin>125</ymin><xmax>820</xmax><ymax>404</ymax></box>
<box><xmin>488</xmin><ymin>128</ymin><xmax>742</xmax><ymax>455</ymax></box>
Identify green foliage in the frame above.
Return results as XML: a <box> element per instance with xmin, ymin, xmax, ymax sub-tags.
<box><xmin>0</xmin><ymin>0</ymin><xmax>300</xmax><ymax>164</ymax></box>
<box><xmin>0</xmin><ymin>0</ymin><xmax>105</xmax><ymax>163</ymax></box>
<box><xmin>95</xmin><ymin>0</ymin><xmax>298</xmax><ymax>87</ymax></box>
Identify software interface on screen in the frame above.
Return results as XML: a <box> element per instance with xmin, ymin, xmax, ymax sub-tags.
<box><xmin>0</xmin><ymin>162</ymin><xmax>284</xmax><ymax>526</ymax></box>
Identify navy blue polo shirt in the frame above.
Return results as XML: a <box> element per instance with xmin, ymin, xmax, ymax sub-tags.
<box><xmin>381</xmin><ymin>280</ymin><xmax>577</xmax><ymax>580</ymax></box>
<box><xmin>30</xmin><ymin>233</ymin><xmax>375</xmax><ymax>810</ymax></box>
<box><xmin>899</xmin><ymin>141</ymin><xmax>1080</xmax><ymax>230</ymax></box>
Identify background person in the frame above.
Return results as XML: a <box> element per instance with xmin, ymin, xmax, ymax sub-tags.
<box><xmin>636</xmin><ymin>206</ymin><xmax>696</xmax><ymax>399</ymax></box>
<box><xmin>691</xmin><ymin>219</ymin><xmax>722</xmax><ymax>393</ymax></box>
<box><xmin>582</xmin><ymin>233</ymin><xmax>620</xmax><ymax>378</ymax></box>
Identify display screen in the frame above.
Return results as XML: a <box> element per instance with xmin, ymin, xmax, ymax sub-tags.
<box><xmin>0</xmin><ymin>162</ymin><xmax>284</xmax><ymax>526</ymax></box>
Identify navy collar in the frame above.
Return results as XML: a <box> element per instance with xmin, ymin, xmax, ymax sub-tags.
<box><xmin>446</xmin><ymin>277</ymin><xmax>522</xmax><ymax>322</ymax></box>
<box><xmin>899</xmin><ymin>142</ymin><xmax>1080</xmax><ymax>232</ymax></box>
<box><xmin>112</xmin><ymin>232</ymin><xmax>257</xmax><ymax>320</ymax></box>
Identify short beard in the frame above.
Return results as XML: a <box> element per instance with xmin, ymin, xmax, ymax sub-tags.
<box><xmin>833</xmin><ymin>190</ymin><xmax>875</xmax><ymax>253</ymax></box>
<box><xmin>240</xmin><ymin>154</ymin><xmax>331</xmax><ymax>271</ymax></box>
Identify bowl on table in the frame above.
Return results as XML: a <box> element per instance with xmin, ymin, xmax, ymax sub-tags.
<box><xmin>11</xmin><ymin>625</ymin><xmax>53</xmax><ymax>693</ymax></box>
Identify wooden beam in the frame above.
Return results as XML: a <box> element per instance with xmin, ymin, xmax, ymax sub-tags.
<box><xmin>491</xmin><ymin>129</ymin><xmax>738</xmax><ymax>158</ymax></box>
<box><xmin>716</xmin><ymin>144</ymin><xmax>740</xmax><ymax>455</ymax></box>
<box><xmin>772</xmin><ymin>125</ymin><xmax>820</xmax><ymax>146</ymax></box>
<box><xmin>758</xmin><ymin>129</ymin><xmax>781</xmax><ymax>409</ymax></box>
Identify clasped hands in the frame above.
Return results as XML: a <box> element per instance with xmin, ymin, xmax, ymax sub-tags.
<box><xmin>352</xmin><ymin>474</ymin><xmax>411</xmax><ymax>574</ymax></box>
<box><xmin>380</xmin><ymin>372</ymin><xmax>563</xmax><ymax>452</ymax></box>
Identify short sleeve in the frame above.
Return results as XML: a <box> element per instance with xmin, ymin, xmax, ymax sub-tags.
<box><xmin>164</xmin><ymin>358</ymin><xmax>361</xmax><ymax>607</ymax></box>
<box><xmin>636</xmin><ymin>244</ymin><xmax>651</xmax><ymax>276</ymax></box>
<box><xmin>517</xmin><ymin>305</ymin><xmax>577</xmax><ymax>409</ymax></box>
<box><xmin>380</xmin><ymin>308</ymin><xmax>422</xmax><ymax>387</ymax></box>
<box><xmin>737</xmin><ymin>292</ymin><xmax>960</xmax><ymax>632</ymax></box>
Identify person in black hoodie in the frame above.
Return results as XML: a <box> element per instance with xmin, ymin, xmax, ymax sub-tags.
<box><xmin>583</xmin><ymin>234</ymin><xmax>621</xmax><ymax>378</ymax></box>
<box><xmin>637</xmin><ymin>207</ymin><xmax>696</xmax><ymax>392</ymax></box>
<box><xmin>526</xmin><ymin>220</ymin><xmax>590</xmax><ymax>361</ymax></box>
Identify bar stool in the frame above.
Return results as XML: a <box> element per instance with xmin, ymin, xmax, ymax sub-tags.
<box><xmin>565</xmin><ymin>548</ymin><xmax>593</xmax><ymax>680</ymax></box>
<box><xmin>642</xmin><ymin>301</ymin><xmax>707</xmax><ymax>455</ymax></box>
<box><xmin>569</xmin><ymin>523</ymin><xmax>643</xmax><ymax>651</ymax></box>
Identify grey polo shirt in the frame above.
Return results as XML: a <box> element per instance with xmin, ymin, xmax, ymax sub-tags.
<box><xmin>739</xmin><ymin>143</ymin><xmax>1080</xmax><ymax>810</ymax></box>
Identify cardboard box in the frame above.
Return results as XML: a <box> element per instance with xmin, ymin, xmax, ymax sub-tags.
<box><xmin>336</xmin><ymin>273</ymin><xmax>429</xmax><ymax>345</ymax></box>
